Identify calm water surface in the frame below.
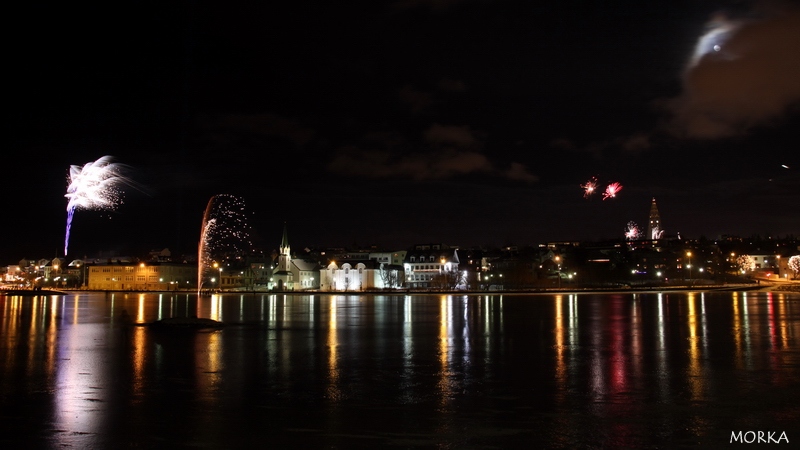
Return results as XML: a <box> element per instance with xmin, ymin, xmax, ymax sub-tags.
<box><xmin>1</xmin><ymin>291</ymin><xmax>799</xmax><ymax>448</ymax></box>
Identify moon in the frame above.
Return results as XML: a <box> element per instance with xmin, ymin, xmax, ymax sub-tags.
<box><xmin>688</xmin><ymin>18</ymin><xmax>736</xmax><ymax>68</ymax></box>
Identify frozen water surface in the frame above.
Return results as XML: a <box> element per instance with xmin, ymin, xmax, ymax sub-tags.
<box><xmin>1</xmin><ymin>291</ymin><xmax>799</xmax><ymax>448</ymax></box>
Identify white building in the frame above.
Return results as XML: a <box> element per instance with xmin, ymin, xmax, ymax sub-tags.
<box><xmin>320</xmin><ymin>259</ymin><xmax>403</xmax><ymax>291</ymax></box>
<box><xmin>403</xmin><ymin>244</ymin><xmax>464</xmax><ymax>290</ymax></box>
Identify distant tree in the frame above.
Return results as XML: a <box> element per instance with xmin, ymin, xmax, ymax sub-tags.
<box><xmin>461</xmin><ymin>271</ymin><xmax>478</xmax><ymax>290</ymax></box>
<box><xmin>431</xmin><ymin>268</ymin><xmax>465</xmax><ymax>291</ymax></box>
<box><xmin>735</xmin><ymin>255</ymin><xmax>755</xmax><ymax>273</ymax></box>
<box><xmin>379</xmin><ymin>264</ymin><xmax>401</xmax><ymax>289</ymax></box>
<box><xmin>788</xmin><ymin>255</ymin><xmax>800</xmax><ymax>280</ymax></box>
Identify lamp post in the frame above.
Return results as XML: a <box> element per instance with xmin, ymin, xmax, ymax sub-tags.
<box><xmin>212</xmin><ymin>262</ymin><xmax>221</xmax><ymax>291</ymax></box>
<box><xmin>686</xmin><ymin>251</ymin><xmax>692</xmax><ymax>284</ymax></box>
<box><xmin>555</xmin><ymin>256</ymin><xmax>562</xmax><ymax>289</ymax></box>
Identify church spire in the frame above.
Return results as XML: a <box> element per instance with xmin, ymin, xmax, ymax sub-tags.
<box><xmin>281</xmin><ymin>222</ymin><xmax>289</xmax><ymax>248</ymax></box>
<box><xmin>280</xmin><ymin>222</ymin><xmax>290</xmax><ymax>253</ymax></box>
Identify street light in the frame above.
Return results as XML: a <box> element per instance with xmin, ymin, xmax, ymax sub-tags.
<box><xmin>554</xmin><ymin>256</ymin><xmax>562</xmax><ymax>288</ymax></box>
<box><xmin>686</xmin><ymin>251</ymin><xmax>693</xmax><ymax>283</ymax></box>
<box><xmin>212</xmin><ymin>262</ymin><xmax>222</xmax><ymax>291</ymax></box>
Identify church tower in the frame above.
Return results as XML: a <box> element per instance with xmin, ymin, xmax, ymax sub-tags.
<box><xmin>647</xmin><ymin>198</ymin><xmax>663</xmax><ymax>240</ymax></box>
<box><xmin>271</xmin><ymin>222</ymin><xmax>294</xmax><ymax>290</ymax></box>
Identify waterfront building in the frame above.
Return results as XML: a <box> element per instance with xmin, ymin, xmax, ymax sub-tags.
<box><xmin>403</xmin><ymin>244</ymin><xmax>463</xmax><ymax>289</ymax></box>
<box><xmin>320</xmin><ymin>260</ymin><xmax>380</xmax><ymax>291</ymax></box>
<box><xmin>87</xmin><ymin>261</ymin><xmax>197</xmax><ymax>291</ymax></box>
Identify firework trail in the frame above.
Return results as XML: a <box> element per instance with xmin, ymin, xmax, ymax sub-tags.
<box><xmin>625</xmin><ymin>221</ymin><xmax>641</xmax><ymax>240</ymax></box>
<box><xmin>64</xmin><ymin>156</ymin><xmax>133</xmax><ymax>256</ymax></box>
<box><xmin>602</xmin><ymin>182</ymin><xmax>623</xmax><ymax>200</ymax></box>
<box><xmin>581</xmin><ymin>177</ymin><xmax>598</xmax><ymax>198</ymax></box>
<box><xmin>198</xmin><ymin>194</ymin><xmax>254</xmax><ymax>293</ymax></box>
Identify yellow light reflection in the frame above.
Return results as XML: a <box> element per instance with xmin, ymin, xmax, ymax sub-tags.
<box><xmin>72</xmin><ymin>296</ymin><xmax>79</xmax><ymax>324</ymax></box>
<box><xmin>327</xmin><ymin>296</ymin><xmax>341</xmax><ymax>401</ymax></box>
<box><xmin>131</xmin><ymin>325</ymin><xmax>146</xmax><ymax>396</ymax></box>
<box><xmin>438</xmin><ymin>295</ymin><xmax>453</xmax><ymax>405</ymax></box>
<box><xmin>27</xmin><ymin>297</ymin><xmax>40</xmax><ymax>371</ymax></box>
<box><xmin>210</xmin><ymin>294</ymin><xmax>222</xmax><ymax>322</ymax></box>
<box><xmin>202</xmin><ymin>331</ymin><xmax>223</xmax><ymax>388</ymax></box>
<box><xmin>742</xmin><ymin>293</ymin><xmax>753</xmax><ymax>369</ymax></box>
<box><xmin>137</xmin><ymin>294</ymin><xmax>146</xmax><ymax>324</ymax></box>
<box><xmin>554</xmin><ymin>295</ymin><xmax>565</xmax><ymax>391</ymax></box>
<box><xmin>686</xmin><ymin>292</ymin><xmax>705</xmax><ymax>399</ymax></box>
<box><xmin>732</xmin><ymin>292</ymin><xmax>742</xmax><ymax>368</ymax></box>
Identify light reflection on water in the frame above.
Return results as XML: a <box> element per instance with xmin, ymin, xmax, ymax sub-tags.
<box><xmin>1</xmin><ymin>290</ymin><xmax>799</xmax><ymax>448</ymax></box>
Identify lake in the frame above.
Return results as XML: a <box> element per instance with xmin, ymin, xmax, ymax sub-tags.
<box><xmin>1</xmin><ymin>290</ymin><xmax>798</xmax><ymax>448</ymax></box>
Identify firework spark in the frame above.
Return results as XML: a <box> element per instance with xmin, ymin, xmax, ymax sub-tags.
<box><xmin>64</xmin><ymin>156</ymin><xmax>133</xmax><ymax>256</ymax></box>
<box><xmin>602</xmin><ymin>182</ymin><xmax>623</xmax><ymax>200</ymax></box>
<box><xmin>581</xmin><ymin>177</ymin><xmax>598</xmax><ymax>198</ymax></box>
<box><xmin>198</xmin><ymin>194</ymin><xmax>254</xmax><ymax>293</ymax></box>
<box><xmin>625</xmin><ymin>221</ymin><xmax>641</xmax><ymax>240</ymax></box>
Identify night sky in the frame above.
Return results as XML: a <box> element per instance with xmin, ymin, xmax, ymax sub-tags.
<box><xmin>6</xmin><ymin>0</ymin><xmax>800</xmax><ymax>262</ymax></box>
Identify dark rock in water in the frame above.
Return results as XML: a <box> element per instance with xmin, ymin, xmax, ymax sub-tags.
<box><xmin>148</xmin><ymin>317</ymin><xmax>224</xmax><ymax>329</ymax></box>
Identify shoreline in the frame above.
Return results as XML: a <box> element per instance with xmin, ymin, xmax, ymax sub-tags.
<box><xmin>6</xmin><ymin>282</ymin><xmax>798</xmax><ymax>296</ymax></box>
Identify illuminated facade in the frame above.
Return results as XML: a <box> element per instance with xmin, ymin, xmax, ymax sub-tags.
<box><xmin>403</xmin><ymin>244</ymin><xmax>463</xmax><ymax>289</ymax></box>
<box><xmin>87</xmin><ymin>262</ymin><xmax>197</xmax><ymax>290</ymax></box>
<box><xmin>321</xmin><ymin>260</ymin><xmax>377</xmax><ymax>291</ymax></box>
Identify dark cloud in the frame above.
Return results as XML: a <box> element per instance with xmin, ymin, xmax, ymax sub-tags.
<box><xmin>398</xmin><ymin>80</ymin><xmax>467</xmax><ymax>114</ymax></box>
<box><xmin>328</xmin><ymin>123</ymin><xmax>536</xmax><ymax>182</ymax></box>
<box><xmin>424</xmin><ymin>124</ymin><xmax>482</xmax><ymax>148</ymax></box>
<box><xmin>619</xmin><ymin>133</ymin><xmax>652</xmax><ymax>153</ymax></box>
<box><xmin>662</xmin><ymin>3</ymin><xmax>800</xmax><ymax>139</ymax></box>
<box><xmin>505</xmin><ymin>162</ymin><xmax>539</xmax><ymax>183</ymax></box>
<box><xmin>398</xmin><ymin>85</ymin><xmax>435</xmax><ymax>113</ymax></box>
<box><xmin>327</xmin><ymin>146</ymin><xmax>492</xmax><ymax>180</ymax></box>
